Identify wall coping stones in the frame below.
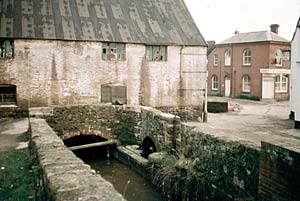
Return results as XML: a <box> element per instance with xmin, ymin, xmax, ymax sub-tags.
<box><xmin>30</xmin><ymin>118</ymin><xmax>126</xmax><ymax>201</ymax></box>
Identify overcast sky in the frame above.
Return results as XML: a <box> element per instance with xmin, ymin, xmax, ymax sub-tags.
<box><xmin>184</xmin><ymin>0</ymin><xmax>300</xmax><ymax>42</ymax></box>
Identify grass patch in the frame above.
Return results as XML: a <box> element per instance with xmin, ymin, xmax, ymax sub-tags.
<box><xmin>0</xmin><ymin>149</ymin><xmax>35</xmax><ymax>201</ymax></box>
<box><xmin>17</xmin><ymin>132</ymin><xmax>30</xmax><ymax>142</ymax></box>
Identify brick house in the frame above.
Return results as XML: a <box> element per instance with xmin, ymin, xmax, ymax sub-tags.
<box><xmin>207</xmin><ymin>25</ymin><xmax>290</xmax><ymax>100</ymax></box>
<box><xmin>0</xmin><ymin>0</ymin><xmax>207</xmax><ymax>118</ymax></box>
<box><xmin>290</xmin><ymin>17</ymin><xmax>300</xmax><ymax>129</ymax></box>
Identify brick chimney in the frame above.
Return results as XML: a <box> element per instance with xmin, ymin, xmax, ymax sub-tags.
<box><xmin>270</xmin><ymin>24</ymin><xmax>279</xmax><ymax>34</ymax></box>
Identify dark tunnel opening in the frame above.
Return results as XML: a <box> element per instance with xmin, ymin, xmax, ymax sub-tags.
<box><xmin>63</xmin><ymin>135</ymin><xmax>116</xmax><ymax>159</ymax></box>
<box><xmin>141</xmin><ymin>136</ymin><xmax>157</xmax><ymax>158</ymax></box>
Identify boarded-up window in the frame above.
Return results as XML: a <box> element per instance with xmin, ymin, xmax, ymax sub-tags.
<box><xmin>102</xmin><ymin>42</ymin><xmax>126</xmax><ymax>61</ymax></box>
<box><xmin>101</xmin><ymin>84</ymin><xmax>127</xmax><ymax>105</ymax></box>
<box><xmin>0</xmin><ymin>85</ymin><xmax>16</xmax><ymax>105</ymax></box>
<box><xmin>146</xmin><ymin>45</ymin><xmax>167</xmax><ymax>61</ymax></box>
<box><xmin>0</xmin><ymin>40</ymin><xmax>14</xmax><ymax>58</ymax></box>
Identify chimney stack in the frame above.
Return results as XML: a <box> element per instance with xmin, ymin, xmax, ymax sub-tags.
<box><xmin>270</xmin><ymin>24</ymin><xmax>279</xmax><ymax>34</ymax></box>
<box><xmin>234</xmin><ymin>30</ymin><xmax>239</xmax><ymax>35</ymax></box>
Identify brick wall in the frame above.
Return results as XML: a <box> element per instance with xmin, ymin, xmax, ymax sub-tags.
<box><xmin>259</xmin><ymin>142</ymin><xmax>300</xmax><ymax>201</ymax></box>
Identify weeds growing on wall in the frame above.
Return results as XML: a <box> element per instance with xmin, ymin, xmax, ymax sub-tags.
<box><xmin>153</xmin><ymin>132</ymin><xmax>260</xmax><ymax>201</ymax></box>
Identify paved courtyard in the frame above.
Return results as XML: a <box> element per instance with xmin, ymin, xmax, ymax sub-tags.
<box><xmin>187</xmin><ymin>97</ymin><xmax>300</xmax><ymax>152</ymax></box>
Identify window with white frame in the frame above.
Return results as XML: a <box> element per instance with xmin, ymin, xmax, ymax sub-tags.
<box><xmin>212</xmin><ymin>75</ymin><xmax>218</xmax><ymax>90</ymax></box>
<box><xmin>102</xmin><ymin>42</ymin><xmax>126</xmax><ymax>61</ymax></box>
<box><xmin>213</xmin><ymin>54</ymin><xmax>218</xmax><ymax>66</ymax></box>
<box><xmin>275</xmin><ymin>74</ymin><xmax>288</xmax><ymax>92</ymax></box>
<box><xmin>243</xmin><ymin>48</ymin><xmax>251</xmax><ymax>65</ymax></box>
<box><xmin>275</xmin><ymin>49</ymin><xmax>283</xmax><ymax>66</ymax></box>
<box><xmin>225</xmin><ymin>49</ymin><xmax>231</xmax><ymax>66</ymax></box>
<box><xmin>242</xmin><ymin>75</ymin><xmax>251</xmax><ymax>92</ymax></box>
<box><xmin>146</xmin><ymin>45</ymin><xmax>167</xmax><ymax>61</ymax></box>
<box><xmin>0</xmin><ymin>39</ymin><xmax>14</xmax><ymax>58</ymax></box>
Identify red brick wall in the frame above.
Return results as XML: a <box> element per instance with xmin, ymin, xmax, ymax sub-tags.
<box><xmin>207</xmin><ymin>41</ymin><xmax>290</xmax><ymax>99</ymax></box>
<box><xmin>259</xmin><ymin>142</ymin><xmax>300</xmax><ymax>201</ymax></box>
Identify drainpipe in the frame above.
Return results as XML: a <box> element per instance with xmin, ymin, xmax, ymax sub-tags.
<box><xmin>203</xmin><ymin>69</ymin><xmax>208</xmax><ymax>122</ymax></box>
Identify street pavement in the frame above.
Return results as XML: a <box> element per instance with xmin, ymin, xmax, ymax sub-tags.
<box><xmin>187</xmin><ymin>97</ymin><xmax>300</xmax><ymax>152</ymax></box>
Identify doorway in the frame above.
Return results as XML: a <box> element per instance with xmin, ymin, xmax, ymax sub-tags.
<box><xmin>262</xmin><ymin>76</ymin><xmax>274</xmax><ymax>99</ymax></box>
<box><xmin>224</xmin><ymin>76</ymin><xmax>231</xmax><ymax>97</ymax></box>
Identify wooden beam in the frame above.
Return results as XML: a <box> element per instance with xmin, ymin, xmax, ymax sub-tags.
<box><xmin>68</xmin><ymin>140</ymin><xmax>117</xmax><ymax>151</ymax></box>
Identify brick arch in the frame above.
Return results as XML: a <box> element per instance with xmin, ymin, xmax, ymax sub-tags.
<box><xmin>61</xmin><ymin>129</ymin><xmax>112</xmax><ymax>141</ymax></box>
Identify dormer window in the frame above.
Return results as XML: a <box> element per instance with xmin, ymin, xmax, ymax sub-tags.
<box><xmin>102</xmin><ymin>42</ymin><xmax>126</xmax><ymax>61</ymax></box>
<box><xmin>146</xmin><ymin>45</ymin><xmax>167</xmax><ymax>61</ymax></box>
<box><xmin>225</xmin><ymin>49</ymin><xmax>231</xmax><ymax>66</ymax></box>
<box><xmin>275</xmin><ymin>49</ymin><xmax>283</xmax><ymax>66</ymax></box>
<box><xmin>0</xmin><ymin>39</ymin><xmax>14</xmax><ymax>59</ymax></box>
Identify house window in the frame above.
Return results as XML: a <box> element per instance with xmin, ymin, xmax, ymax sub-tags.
<box><xmin>242</xmin><ymin>75</ymin><xmax>251</xmax><ymax>92</ymax></box>
<box><xmin>102</xmin><ymin>42</ymin><xmax>126</xmax><ymax>61</ymax></box>
<box><xmin>243</xmin><ymin>49</ymin><xmax>251</xmax><ymax>65</ymax></box>
<box><xmin>213</xmin><ymin>54</ymin><xmax>218</xmax><ymax>66</ymax></box>
<box><xmin>275</xmin><ymin>75</ymin><xmax>288</xmax><ymax>92</ymax></box>
<box><xmin>0</xmin><ymin>39</ymin><xmax>14</xmax><ymax>58</ymax></box>
<box><xmin>212</xmin><ymin>75</ymin><xmax>218</xmax><ymax>90</ymax></box>
<box><xmin>146</xmin><ymin>45</ymin><xmax>167</xmax><ymax>61</ymax></box>
<box><xmin>275</xmin><ymin>49</ymin><xmax>283</xmax><ymax>66</ymax></box>
<box><xmin>0</xmin><ymin>85</ymin><xmax>16</xmax><ymax>105</ymax></box>
<box><xmin>225</xmin><ymin>49</ymin><xmax>231</xmax><ymax>66</ymax></box>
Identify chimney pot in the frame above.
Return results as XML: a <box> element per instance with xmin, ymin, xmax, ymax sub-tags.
<box><xmin>234</xmin><ymin>30</ymin><xmax>239</xmax><ymax>35</ymax></box>
<box><xmin>270</xmin><ymin>24</ymin><xmax>279</xmax><ymax>34</ymax></box>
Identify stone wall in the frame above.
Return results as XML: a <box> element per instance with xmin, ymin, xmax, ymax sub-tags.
<box><xmin>0</xmin><ymin>39</ymin><xmax>206</xmax><ymax>119</ymax></box>
<box><xmin>29</xmin><ymin>118</ymin><xmax>125</xmax><ymax>201</ymax></box>
<box><xmin>168</xmin><ymin>124</ymin><xmax>261</xmax><ymax>200</ymax></box>
<box><xmin>259</xmin><ymin>142</ymin><xmax>300</xmax><ymax>201</ymax></box>
<box><xmin>45</xmin><ymin>104</ymin><xmax>180</xmax><ymax>152</ymax></box>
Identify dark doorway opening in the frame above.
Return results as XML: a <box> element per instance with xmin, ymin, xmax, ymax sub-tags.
<box><xmin>141</xmin><ymin>136</ymin><xmax>157</xmax><ymax>158</ymax></box>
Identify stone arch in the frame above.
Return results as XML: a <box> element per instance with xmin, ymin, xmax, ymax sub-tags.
<box><xmin>142</xmin><ymin>136</ymin><xmax>157</xmax><ymax>158</ymax></box>
<box><xmin>61</xmin><ymin>129</ymin><xmax>112</xmax><ymax>141</ymax></box>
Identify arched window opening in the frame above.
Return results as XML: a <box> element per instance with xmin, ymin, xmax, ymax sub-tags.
<box><xmin>212</xmin><ymin>75</ymin><xmax>219</xmax><ymax>90</ymax></box>
<box><xmin>225</xmin><ymin>49</ymin><xmax>231</xmax><ymax>66</ymax></box>
<box><xmin>243</xmin><ymin>49</ymin><xmax>251</xmax><ymax>65</ymax></box>
<box><xmin>242</xmin><ymin>75</ymin><xmax>251</xmax><ymax>92</ymax></box>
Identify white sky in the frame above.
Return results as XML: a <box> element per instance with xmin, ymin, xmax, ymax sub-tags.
<box><xmin>184</xmin><ymin>0</ymin><xmax>300</xmax><ymax>42</ymax></box>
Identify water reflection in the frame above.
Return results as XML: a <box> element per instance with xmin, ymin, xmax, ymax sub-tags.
<box><xmin>84</xmin><ymin>157</ymin><xmax>165</xmax><ymax>201</ymax></box>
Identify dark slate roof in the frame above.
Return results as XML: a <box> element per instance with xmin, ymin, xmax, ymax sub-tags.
<box><xmin>206</xmin><ymin>40</ymin><xmax>216</xmax><ymax>55</ymax></box>
<box><xmin>218</xmin><ymin>31</ymin><xmax>289</xmax><ymax>45</ymax></box>
<box><xmin>0</xmin><ymin>0</ymin><xmax>206</xmax><ymax>46</ymax></box>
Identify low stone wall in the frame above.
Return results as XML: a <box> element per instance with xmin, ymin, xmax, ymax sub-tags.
<box><xmin>207</xmin><ymin>101</ymin><xmax>228</xmax><ymax>113</ymax></box>
<box><xmin>30</xmin><ymin>118</ymin><xmax>125</xmax><ymax>201</ymax></box>
<box><xmin>156</xmin><ymin>124</ymin><xmax>260</xmax><ymax>200</ymax></box>
<box><xmin>156</xmin><ymin>105</ymin><xmax>203</xmax><ymax>121</ymax></box>
<box><xmin>0</xmin><ymin>106</ymin><xmax>28</xmax><ymax>117</ymax></box>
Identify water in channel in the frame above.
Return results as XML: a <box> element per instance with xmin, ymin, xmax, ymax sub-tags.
<box><xmin>64</xmin><ymin>135</ymin><xmax>164</xmax><ymax>201</ymax></box>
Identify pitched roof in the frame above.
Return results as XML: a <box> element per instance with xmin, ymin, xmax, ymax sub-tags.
<box><xmin>206</xmin><ymin>40</ymin><xmax>216</xmax><ymax>55</ymax></box>
<box><xmin>0</xmin><ymin>0</ymin><xmax>206</xmax><ymax>46</ymax></box>
<box><xmin>218</xmin><ymin>31</ymin><xmax>289</xmax><ymax>45</ymax></box>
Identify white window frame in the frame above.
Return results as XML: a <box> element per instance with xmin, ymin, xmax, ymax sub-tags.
<box><xmin>242</xmin><ymin>75</ymin><xmax>251</xmax><ymax>92</ymax></box>
<box><xmin>225</xmin><ymin>49</ymin><xmax>231</xmax><ymax>66</ymax></box>
<box><xmin>275</xmin><ymin>74</ymin><xmax>288</xmax><ymax>92</ymax></box>
<box><xmin>275</xmin><ymin>49</ymin><xmax>283</xmax><ymax>67</ymax></box>
<box><xmin>212</xmin><ymin>75</ymin><xmax>218</xmax><ymax>90</ymax></box>
<box><xmin>243</xmin><ymin>48</ymin><xmax>251</xmax><ymax>65</ymax></box>
<box><xmin>213</xmin><ymin>54</ymin><xmax>218</xmax><ymax>66</ymax></box>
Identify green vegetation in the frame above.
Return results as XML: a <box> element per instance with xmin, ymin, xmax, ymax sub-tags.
<box><xmin>235</xmin><ymin>94</ymin><xmax>260</xmax><ymax>101</ymax></box>
<box><xmin>208</xmin><ymin>93</ymin><xmax>224</xmax><ymax>97</ymax></box>
<box><xmin>0</xmin><ymin>133</ymin><xmax>35</xmax><ymax>201</ymax></box>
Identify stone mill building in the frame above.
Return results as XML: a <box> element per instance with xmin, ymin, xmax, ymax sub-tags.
<box><xmin>0</xmin><ymin>0</ymin><xmax>207</xmax><ymax>119</ymax></box>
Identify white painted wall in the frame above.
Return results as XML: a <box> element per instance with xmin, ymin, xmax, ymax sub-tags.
<box><xmin>291</xmin><ymin>27</ymin><xmax>300</xmax><ymax>121</ymax></box>
<box><xmin>0</xmin><ymin>39</ymin><xmax>207</xmax><ymax>109</ymax></box>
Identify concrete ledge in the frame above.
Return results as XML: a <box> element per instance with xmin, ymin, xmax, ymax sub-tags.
<box><xmin>30</xmin><ymin>118</ymin><xmax>125</xmax><ymax>201</ymax></box>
